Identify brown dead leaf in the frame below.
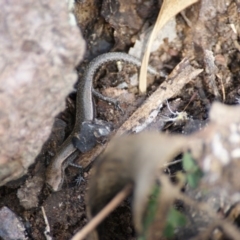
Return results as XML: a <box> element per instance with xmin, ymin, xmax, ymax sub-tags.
<box><xmin>209</xmin><ymin>101</ymin><xmax>240</xmax><ymax>125</ymax></box>
<box><xmin>87</xmin><ymin>132</ymin><xmax>187</xmax><ymax>237</ymax></box>
<box><xmin>84</xmin><ymin>102</ymin><xmax>240</xmax><ymax>239</ymax></box>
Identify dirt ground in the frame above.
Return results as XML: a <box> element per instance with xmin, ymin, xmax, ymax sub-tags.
<box><xmin>1</xmin><ymin>0</ymin><xmax>240</xmax><ymax>239</ymax></box>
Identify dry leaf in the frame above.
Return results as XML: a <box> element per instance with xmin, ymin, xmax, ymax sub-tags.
<box><xmin>129</xmin><ymin>18</ymin><xmax>177</xmax><ymax>59</ymax></box>
<box><xmin>139</xmin><ymin>0</ymin><xmax>199</xmax><ymax>93</ymax></box>
<box><xmin>85</xmin><ymin>102</ymin><xmax>240</xmax><ymax>239</ymax></box>
<box><xmin>87</xmin><ymin>132</ymin><xmax>187</xmax><ymax>236</ymax></box>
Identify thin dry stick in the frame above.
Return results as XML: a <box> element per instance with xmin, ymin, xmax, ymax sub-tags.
<box><xmin>71</xmin><ymin>184</ymin><xmax>132</xmax><ymax>240</ymax></box>
<box><xmin>217</xmin><ymin>74</ymin><xmax>226</xmax><ymax>101</ymax></box>
<box><xmin>41</xmin><ymin>206</ymin><xmax>52</xmax><ymax>240</ymax></box>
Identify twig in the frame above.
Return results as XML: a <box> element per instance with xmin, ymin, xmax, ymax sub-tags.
<box><xmin>216</xmin><ymin>73</ymin><xmax>226</xmax><ymax>102</ymax></box>
<box><xmin>71</xmin><ymin>184</ymin><xmax>132</xmax><ymax>240</ymax></box>
<box><xmin>41</xmin><ymin>206</ymin><xmax>52</xmax><ymax>240</ymax></box>
<box><xmin>117</xmin><ymin>58</ymin><xmax>203</xmax><ymax>135</ymax></box>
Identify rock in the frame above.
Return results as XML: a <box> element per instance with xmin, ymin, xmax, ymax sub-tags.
<box><xmin>0</xmin><ymin>0</ymin><xmax>85</xmax><ymax>186</ymax></box>
<box><xmin>0</xmin><ymin>206</ymin><xmax>26</xmax><ymax>240</ymax></box>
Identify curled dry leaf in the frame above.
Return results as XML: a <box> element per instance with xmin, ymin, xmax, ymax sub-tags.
<box><xmin>139</xmin><ymin>0</ymin><xmax>199</xmax><ymax>93</ymax></box>
<box><xmin>87</xmin><ymin>132</ymin><xmax>187</xmax><ymax>235</ymax></box>
<box><xmin>85</xmin><ymin>102</ymin><xmax>240</xmax><ymax>239</ymax></box>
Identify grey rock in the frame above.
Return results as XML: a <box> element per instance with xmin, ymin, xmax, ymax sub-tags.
<box><xmin>0</xmin><ymin>206</ymin><xmax>26</xmax><ymax>240</ymax></box>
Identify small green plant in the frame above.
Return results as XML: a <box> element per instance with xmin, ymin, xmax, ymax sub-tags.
<box><xmin>163</xmin><ymin>207</ymin><xmax>187</xmax><ymax>238</ymax></box>
<box><xmin>139</xmin><ymin>184</ymin><xmax>160</xmax><ymax>240</ymax></box>
<box><xmin>139</xmin><ymin>184</ymin><xmax>187</xmax><ymax>239</ymax></box>
<box><xmin>182</xmin><ymin>152</ymin><xmax>203</xmax><ymax>188</ymax></box>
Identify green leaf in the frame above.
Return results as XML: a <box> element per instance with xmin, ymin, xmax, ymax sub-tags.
<box><xmin>186</xmin><ymin>169</ymin><xmax>203</xmax><ymax>188</ymax></box>
<box><xmin>182</xmin><ymin>152</ymin><xmax>203</xmax><ymax>188</ymax></box>
<box><xmin>163</xmin><ymin>207</ymin><xmax>187</xmax><ymax>238</ymax></box>
<box><xmin>143</xmin><ymin>184</ymin><xmax>160</xmax><ymax>228</ymax></box>
<box><xmin>167</xmin><ymin>207</ymin><xmax>186</xmax><ymax>227</ymax></box>
<box><xmin>182</xmin><ymin>152</ymin><xmax>197</xmax><ymax>172</ymax></box>
<box><xmin>139</xmin><ymin>184</ymin><xmax>161</xmax><ymax>240</ymax></box>
<box><xmin>139</xmin><ymin>186</ymin><xmax>187</xmax><ymax>240</ymax></box>
<box><xmin>163</xmin><ymin>222</ymin><xmax>175</xmax><ymax>238</ymax></box>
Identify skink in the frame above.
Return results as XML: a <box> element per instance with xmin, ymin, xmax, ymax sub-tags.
<box><xmin>45</xmin><ymin>52</ymin><xmax>161</xmax><ymax>191</ymax></box>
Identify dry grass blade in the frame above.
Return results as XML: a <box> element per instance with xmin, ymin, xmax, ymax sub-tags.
<box><xmin>41</xmin><ymin>206</ymin><xmax>52</xmax><ymax>240</ymax></box>
<box><xmin>139</xmin><ymin>0</ymin><xmax>199</xmax><ymax>93</ymax></box>
<box><xmin>71</xmin><ymin>184</ymin><xmax>132</xmax><ymax>240</ymax></box>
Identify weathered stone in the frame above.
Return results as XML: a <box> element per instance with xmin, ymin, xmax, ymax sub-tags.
<box><xmin>0</xmin><ymin>0</ymin><xmax>85</xmax><ymax>185</ymax></box>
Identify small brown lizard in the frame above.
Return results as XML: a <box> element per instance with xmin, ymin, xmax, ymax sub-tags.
<box><xmin>45</xmin><ymin>52</ymin><xmax>161</xmax><ymax>191</ymax></box>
